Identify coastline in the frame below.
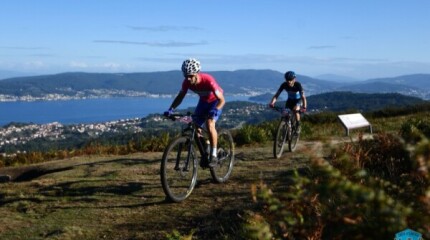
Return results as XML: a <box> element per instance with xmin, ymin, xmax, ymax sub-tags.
<box><xmin>0</xmin><ymin>95</ymin><xmax>256</xmax><ymax>126</ymax></box>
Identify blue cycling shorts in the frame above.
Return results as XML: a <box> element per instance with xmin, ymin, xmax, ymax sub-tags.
<box><xmin>193</xmin><ymin>99</ymin><xmax>222</xmax><ymax>128</ymax></box>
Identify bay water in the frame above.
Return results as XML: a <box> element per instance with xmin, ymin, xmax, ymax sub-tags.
<box><xmin>0</xmin><ymin>95</ymin><xmax>251</xmax><ymax>126</ymax></box>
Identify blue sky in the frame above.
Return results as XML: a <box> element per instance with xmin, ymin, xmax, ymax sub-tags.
<box><xmin>1</xmin><ymin>0</ymin><xmax>429</xmax><ymax>79</ymax></box>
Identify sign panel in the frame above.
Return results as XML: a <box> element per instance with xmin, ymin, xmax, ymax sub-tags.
<box><xmin>338</xmin><ymin>113</ymin><xmax>372</xmax><ymax>136</ymax></box>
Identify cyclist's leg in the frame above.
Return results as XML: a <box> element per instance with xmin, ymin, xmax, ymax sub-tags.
<box><xmin>193</xmin><ymin>100</ymin><xmax>207</xmax><ymax>128</ymax></box>
<box><xmin>194</xmin><ymin>100</ymin><xmax>209</xmax><ymax>167</ymax></box>
<box><xmin>207</xmin><ymin>100</ymin><xmax>222</xmax><ymax>166</ymax></box>
<box><xmin>285</xmin><ymin>100</ymin><xmax>295</xmax><ymax>119</ymax></box>
<box><xmin>287</xmin><ymin>99</ymin><xmax>301</xmax><ymax>132</ymax></box>
<box><xmin>197</xmin><ymin>100</ymin><xmax>220</xmax><ymax>154</ymax></box>
<box><xmin>285</xmin><ymin>99</ymin><xmax>296</xmax><ymax>112</ymax></box>
<box><xmin>207</xmin><ymin>118</ymin><xmax>217</xmax><ymax>154</ymax></box>
<box><xmin>294</xmin><ymin>100</ymin><xmax>302</xmax><ymax>128</ymax></box>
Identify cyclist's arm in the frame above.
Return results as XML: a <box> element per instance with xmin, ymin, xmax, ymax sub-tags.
<box><xmin>214</xmin><ymin>90</ymin><xmax>225</xmax><ymax>110</ymax></box>
<box><xmin>169</xmin><ymin>90</ymin><xmax>187</xmax><ymax>110</ymax></box>
<box><xmin>301</xmin><ymin>91</ymin><xmax>307</xmax><ymax>109</ymax></box>
<box><xmin>270</xmin><ymin>88</ymin><xmax>282</xmax><ymax>105</ymax></box>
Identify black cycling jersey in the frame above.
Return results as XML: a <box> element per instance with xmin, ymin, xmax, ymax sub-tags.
<box><xmin>275</xmin><ymin>81</ymin><xmax>304</xmax><ymax>100</ymax></box>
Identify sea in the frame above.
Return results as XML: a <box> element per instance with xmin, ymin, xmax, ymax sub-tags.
<box><xmin>0</xmin><ymin>95</ymin><xmax>252</xmax><ymax>126</ymax></box>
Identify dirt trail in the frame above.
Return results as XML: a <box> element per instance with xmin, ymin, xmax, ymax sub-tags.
<box><xmin>0</xmin><ymin>141</ymin><xmax>335</xmax><ymax>239</ymax></box>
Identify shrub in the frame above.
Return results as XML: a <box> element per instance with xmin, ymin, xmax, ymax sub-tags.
<box><xmin>234</xmin><ymin>124</ymin><xmax>271</xmax><ymax>146</ymax></box>
<box><xmin>246</xmin><ymin>158</ymin><xmax>415</xmax><ymax>239</ymax></box>
<box><xmin>245</xmin><ymin>131</ymin><xmax>430</xmax><ymax>239</ymax></box>
<box><xmin>400</xmin><ymin>118</ymin><xmax>430</xmax><ymax>144</ymax></box>
<box><xmin>340</xmin><ymin>133</ymin><xmax>412</xmax><ymax>182</ymax></box>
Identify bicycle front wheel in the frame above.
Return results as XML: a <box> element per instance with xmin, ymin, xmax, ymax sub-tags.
<box><xmin>288</xmin><ymin>126</ymin><xmax>300</xmax><ymax>152</ymax></box>
<box><xmin>210</xmin><ymin>129</ymin><xmax>235</xmax><ymax>183</ymax></box>
<box><xmin>160</xmin><ymin>136</ymin><xmax>198</xmax><ymax>202</ymax></box>
<box><xmin>273</xmin><ymin>120</ymin><xmax>288</xmax><ymax>159</ymax></box>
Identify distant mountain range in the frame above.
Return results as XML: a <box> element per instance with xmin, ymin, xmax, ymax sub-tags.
<box><xmin>314</xmin><ymin>74</ymin><xmax>362</xmax><ymax>82</ymax></box>
<box><xmin>0</xmin><ymin>70</ymin><xmax>429</xmax><ymax>100</ymax></box>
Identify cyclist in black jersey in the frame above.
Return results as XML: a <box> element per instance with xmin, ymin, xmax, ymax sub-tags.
<box><xmin>269</xmin><ymin>71</ymin><xmax>307</xmax><ymax>132</ymax></box>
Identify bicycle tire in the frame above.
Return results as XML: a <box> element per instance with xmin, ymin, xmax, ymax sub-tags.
<box><xmin>288</xmin><ymin>119</ymin><xmax>299</xmax><ymax>152</ymax></box>
<box><xmin>273</xmin><ymin>120</ymin><xmax>288</xmax><ymax>159</ymax></box>
<box><xmin>160</xmin><ymin>136</ymin><xmax>198</xmax><ymax>202</ymax></box>
<box><xmin>210</xmin><ymin>129</ymin><xmax>235</xmax><ymax>183</ymax></box>
<box><xmin>289</xmin><ymin>129</ymin><xmax>299</xmax><ymax>152</ymax></box>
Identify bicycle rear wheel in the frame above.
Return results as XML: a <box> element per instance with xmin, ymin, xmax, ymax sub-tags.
<box><xmin>273</xmin><ymin>120</ymin><xmax>288</xmax><ymax>159</ymax></box>
<box><xmin>210</xmin><ymin>129</ymin><xmax>234</xmax><ymax>183</ymax></box>
<box><xmin>160</xmin><ymin>136</ymin><xmax>197</xmax><ymax>202</ymax></box>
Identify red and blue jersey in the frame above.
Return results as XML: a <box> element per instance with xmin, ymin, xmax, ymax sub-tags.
<box><xmin>181</xmin><ymin>73</ymin><xmax>223</xmax><ymax>103</ymax></box>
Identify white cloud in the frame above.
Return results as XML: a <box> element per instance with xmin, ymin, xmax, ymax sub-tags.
<box><xmin>100</xmin><ymin>62</ymin><xmax>121</xmax><ymax>70</ymax></box>
<box><xmin>69</xmin><ymin>61</ymin><xmax>89</xmax><ymax>68</ymax></box>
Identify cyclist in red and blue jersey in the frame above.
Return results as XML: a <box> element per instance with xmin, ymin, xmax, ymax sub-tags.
<box><xmin>269</xmin><ymin>71</ymin><xmax>307</xmax><ymax>132</ymax></box>
<box><xmin>164</xmin><ymin>58</ymin><xmax>225</xmax><ymax>167</ymax></box>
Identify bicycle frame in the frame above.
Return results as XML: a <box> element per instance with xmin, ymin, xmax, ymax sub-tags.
<box><xmin>169</xmin><ymin>113</ymin><xmax>209</xmax><ymax>169</ymax></box>
<box><xmin>161</xmin><ymin>112</ymin><xmax>235</xmax><ymax>202</ymax></box>
<box><xmin>273</xmin><ymin>106</ymin><xmax>297</xmax><ymax>127</ymax></box>
<box><xmin>272</xmin><ymin>106</ymin><xmax>300</xmax><ymax>158</ymax></box>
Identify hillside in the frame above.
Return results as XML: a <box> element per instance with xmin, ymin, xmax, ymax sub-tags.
<box><xmin>0</xmin><ymin>70</ymin><xmax>339</xmax><ymax>97</ymax></box>
<box><xmin>1</xmin><ymin>105</ymin><xmax>429</xmax><ymax>239</ymax></box>
<box><xmin>307</xmin><ymin>91</ymin><xmax>426</xmax><ymax>112</ymax></box>
<box><xmin>337</xmin><ymin>74</ymin><xmax>430</xmax><ymax>99</ymax></box>
<box><xmin>1</xmin><ymin>132</ymin><xmax>428</xmax><ymax>239</ymax></box>
<box><xmin>0</xmin><ymin>140</ymin><xmax>323</xmax><ymax>239</ymax></box>
<box><xmin>1</xmin><ymin>71</ymin><xmax>429</xmax><ymax>100</ymax></box>
<box><xmin>249</xmin><ymin>91</ymin><xmax>426</xmax><ymax>112</ymax></box>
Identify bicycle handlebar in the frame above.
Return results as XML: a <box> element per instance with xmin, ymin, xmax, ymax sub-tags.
<box><xmin>164</xmin><ymin>112</ymin><xmax>210</xmax><ymax>124</ymax></box>
<box><xmin>270</xmin><ymin>106</ymin><xmax>286</xmax><ymax>113</ymax></box>
<box><xmin>269</xmin><ymin>105</ymin><xmax>305</xmax><ymax>114</ymax></box>
<box><xmin>165</xmin><ymin>112</ymin><xmax>192</xmax><ymax>123</ymax></box>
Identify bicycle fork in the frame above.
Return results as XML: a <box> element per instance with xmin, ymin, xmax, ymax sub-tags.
<box><xmin>288</xmin><ymin>119</ymin><xmax>294</xmax><ymax>140</ymax></box>
<box><xmin>174</xmin><ymin>140</ymin><xmax>194</xmax><ymax>172</ymax></box>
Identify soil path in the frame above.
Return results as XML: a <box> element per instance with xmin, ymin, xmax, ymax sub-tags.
<box><xmin>0</xmin><ymin>141</ymin><xmax>329</xmax><ymax>239</ymax></box>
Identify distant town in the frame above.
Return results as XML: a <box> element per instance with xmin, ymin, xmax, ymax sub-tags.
<box><xmin>0</xmin><ymin>102</ymin><xmax>268</xmax><ymax>154</ymax></box>
<box><xmin>0</xmin><ymin>89</ymin><xmax>174</xmax><ymax>102</ymax></box>
<box><xmin>1</xmin><ymin>90</ymin><xmax>427</xmax><ymax>154</ymax></box>
<box><xmin>0</xmin><ymin>118</ymin><xmax>142</xmax><ymax>148</ymax></box>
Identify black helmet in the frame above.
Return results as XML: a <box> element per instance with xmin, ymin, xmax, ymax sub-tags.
<box><xmin>284</xmin><ymin>71</ymin><xmax>296</xmax><ymax>81</ymax></box>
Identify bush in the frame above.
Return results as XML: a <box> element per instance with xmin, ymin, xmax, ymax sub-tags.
<box><xmin>244</xmin><ymin>131</ymin><xmax>430</xmax><ymax>239</ymax></box>
<box><xmin>400</xmin><ymin>118</ymin><xmax>430</xmax><ymax>144</ymax></box>
<box><xmin>339</xmin><ymin>133</ymin><xmax>412</xmax><ymax>182</ymax></box>
<box><xmin>234</xmin><ymin>124</ymin><xmax>272</xmax><ymax>146</ymax></box>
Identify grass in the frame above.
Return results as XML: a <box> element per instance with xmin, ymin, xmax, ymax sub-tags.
<box><xmin>1</xmin><ymin>110</ymin><xmax>428</xmax><ymax>239</ymax></box>
<box><xmin>0</xmin><ymin>142</ymin><xmax>320</xmax><ymax>240</ymax></box>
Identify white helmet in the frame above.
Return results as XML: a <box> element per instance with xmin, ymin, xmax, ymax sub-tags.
<box><xmin>181</xmin><ymin>58</ymin><xmax>201</xmax><ymax>76</ymax></box>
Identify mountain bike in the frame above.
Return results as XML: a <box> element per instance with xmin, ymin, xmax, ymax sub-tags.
<box><xmin>160</xmin><ymin>112</ymin><xmax>235</xmax><ymax>202</ymax></box>
<box><xmin>271</xmin><ymin>106</ymin><xmax>302</xmax><ymax>159</ymax></box>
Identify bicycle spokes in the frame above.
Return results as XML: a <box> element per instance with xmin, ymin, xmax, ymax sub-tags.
<box><xmin>216</xmin><ymin>148</ymin><xmax>230</xmax><ymax>167</ymax></box>
<box><xmin>174</xmin><ymin>143</ymin><xmax>183</xmax><ymax>170</ymax></box>
<box><xmin>210</xmin><ymin>130</ymin><xmax>234</xmax><ymax>183</ymax></box>
<box><xmin>161</xmin><ymin>136</ymin><xmax>198</xmax><ymax>202</ymax></box>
